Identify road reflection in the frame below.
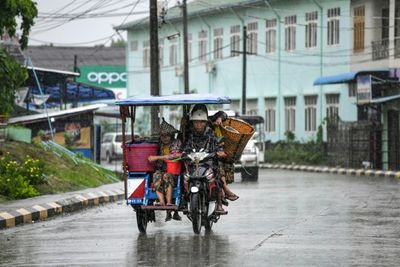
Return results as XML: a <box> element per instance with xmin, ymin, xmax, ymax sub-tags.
<box><xmin>128</xmin><ymin>230</ymin><xmax>233</xmax><ymax>266</ymax></box>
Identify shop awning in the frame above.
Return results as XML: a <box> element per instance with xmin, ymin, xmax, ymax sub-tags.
<box><xmin>370</xmin><ymin>94</ymin><xmax>400</xmax><ymax>104</ymax></box>
<box><xmin>313</xmin><ymin>70</ymin><xmax>389</xmax><ymax>85</ymax></box>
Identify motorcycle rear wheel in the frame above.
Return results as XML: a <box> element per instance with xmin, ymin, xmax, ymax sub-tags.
<box><xmin>190</xmin><ymin>193</ymin><xmax>202</xmax><ymax>234</ymax></box>
<box><xmin>204</xmin><ymin>216</ymin><xmax>213</xmax><ymax>231</ymax></box>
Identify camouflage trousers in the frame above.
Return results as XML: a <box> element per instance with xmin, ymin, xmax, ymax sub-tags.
<box><xmin>152</xmin><ymin>170</ymin><xmax>176</xmax><ymax>193</ymax></box>
<box><xmin>218</xmin><ymin>162</ymin><xmax>235</xmax><ymax>184</ymax></box>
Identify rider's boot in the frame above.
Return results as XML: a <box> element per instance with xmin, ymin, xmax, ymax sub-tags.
<box><xmin>165</xmin><ymin>211</ymin><xmax>172</xmax><ymax>222</ymax></box>
<box><xmin>172</xmin><ymin>211</ymin><xmax>182</xmax><ymax>221</ymax></box>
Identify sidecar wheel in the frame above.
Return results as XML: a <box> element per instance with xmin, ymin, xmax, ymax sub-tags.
<box><xmin>190</xmin><ymin>194</ymin><xmax>202</xmax><ymax>234</ymax></box>
<box><xmin>136</xmin><ymin>209</ymin><xmax>147</xmax><ymax>233</ymax></box>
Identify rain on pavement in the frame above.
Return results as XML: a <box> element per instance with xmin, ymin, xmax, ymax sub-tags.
<box><xmin>1</xmin><ymin>169</ymin><xmax>400</xmax><ymax>266</ymax></box>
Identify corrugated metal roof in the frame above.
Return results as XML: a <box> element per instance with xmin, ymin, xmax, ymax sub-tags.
<box><xmin>26</xmin><ymin>66</ymin><xmax>79</xmax><ymax>76</ymax></box>
<box><xmin>115</xmin><ymin>0</ymin><xmax>265</xmax><ymax>31</ymax></box>
<box><xmin>25</xmin><ymin>46</ymin><xmax>125</xmax><ymax>72</ymax></box>
<box><xmin>1</xmin><ymin>42</ymin><xmax>25</xmax><ymax>64</ymax></box>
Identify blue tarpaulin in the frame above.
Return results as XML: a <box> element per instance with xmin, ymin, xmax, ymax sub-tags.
<box><xmin>28</xmin><ymin>82</ymin><xmax>115</xmax><ymax>107</ymax></box>
<box><xmin>313</xmin><ymin>70</ymin><xmax>389</xmax><ymax>85</ymax></box>
<box><xmin>115</xmin><ymin>94</ymin><xmax>231</xmax><ymax>106</ymax></box>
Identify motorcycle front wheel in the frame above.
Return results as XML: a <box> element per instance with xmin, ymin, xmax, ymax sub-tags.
<box><xmin>190</xmin><ymin>193</ymin><xmax>202</xmax><ymax>234</ymax></box>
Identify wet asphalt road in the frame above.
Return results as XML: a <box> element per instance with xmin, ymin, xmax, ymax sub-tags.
<box><xmin>1</xmin><ymin>169</ymin><xmax>400</xmax><ymax>266</ymax></box>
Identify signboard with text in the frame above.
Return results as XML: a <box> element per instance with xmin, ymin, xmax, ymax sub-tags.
<box><xmin>77</xmin><ymin>65</ymin><xmax>127</xmax><ymax>88</ymax></box>
<box><xmin>356</xmin><ymin>75</ymin><xmax>372</xmax><ymax>104</ymax></box>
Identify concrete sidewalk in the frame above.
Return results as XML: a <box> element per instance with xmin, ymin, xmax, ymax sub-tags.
<box><xmin>0</xmin><ymin>182</ymin><xmax>124</xmax><ymax>230</ymax></box>
<box><xmin>260</xmin><ymin>163</ymin><xmax>400</xmax><ymax>178</ymax></box>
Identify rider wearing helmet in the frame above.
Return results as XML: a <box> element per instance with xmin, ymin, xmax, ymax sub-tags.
<box><xmin>184</xmin><ymin>104</ymin><xmax>227</xmax><ymax>213</ymax></box>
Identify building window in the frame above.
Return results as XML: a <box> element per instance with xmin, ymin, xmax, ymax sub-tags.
<box><xmin>265</xmin><ymin>98</ymin><xmax>276</xmax><ymax>133</ymax></box>
<box><xmin>304</xmin><ymin>95</ymin><xmax>317</xmax><ymax>132</ymax></box>
<box><xmin>169</xmin><ymin>38</ymin><xmax>177</xmax><ymax>66</ymax></box>
<box><xmin>188</xmin><ymin>33</ymin><xmax>192</xmax><ymax>61</ymax></box>
<box><xmin>246</xmin><ymin>99</ymin><xmax>258</xmax><ymax>115</ymax></box>
<box><xmin>348</xmin><ymin>83</ymin><xmax>357</xmax><ymax>97</ymax></box>
<box><xmin>353</xmin><ymin>6</ymin><xmax>365</xmax><ymax>52</ymax></box>
<box><xmin>143</xmin><ymin>40</ymin><xmax>150</xmax><ymax>68</ymax></box>
<box><xmin>214</xmin><ymin>28</ymin><xmax>224</xmax><ymax>60</ymax></box>
<box><xmin>230</xmin><ymin>25</ymin><xmax>240</xmax><ymax>57</ymax></box>
<box><xmin>199</xmin><ymin>30</ymin><xmax>208</xmax><ymax>62</ymax></box>
<box><xmin>130</xmin><ymin>40</ymin><xmax>138</xmax><ymax>52</ymax></box>
<box><xmin>305</xmin><ymin>11</ymin><xmax>318</xmax><ymax>48</ymax></box>
<box><xmin>327</xmin><ymin>7</ymin><xmax>340</xmax><ymax>45</ymax></box>
<box><xmin>284</xmin><ymin>97</ymin><xmax>296</xmax><ymax>132</ymax></box>
<box><xmin>326</xmin><ymin>94</ymin><xmax>340</xmax><ymax>123</ymax></box>
<box><xmin>285</xmin><ymin>15</ymin><xmax>296</xmax><ymax>51</ymax></box>
<box><xmin>247</xmin><ymin>22</ymin><xmax>258</xmax><ymax>54</ymax></box>
<box><xmin>159</xmin><ymin>38</ymin><xmax>164</xmax><ymax>67</ymax></box>
<box><xmin>266</xmin><ymin>19</ymin><xmax>277</xmax><ymax>53</ymax></box>
<box><xmin>382</xmin><ymin>8</ymin><xmax>389</xmax><ymax>40</ymax></box>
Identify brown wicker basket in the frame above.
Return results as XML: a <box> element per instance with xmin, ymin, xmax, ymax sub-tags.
<box><xmin>221</xmin><ymin>118</ymin><xmax>255</xmax><ymax>163</ymax></box>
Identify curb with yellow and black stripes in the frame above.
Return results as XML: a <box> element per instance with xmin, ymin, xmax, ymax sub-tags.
<box><xmin>0</xmin><ymin>189</ymin><xmax>124</xmax><ymax>230</ymax></box>
<box><xmin>261</xmin><ymin>164</ymin><xmax>400</xmax><ymax>178</ymax></box>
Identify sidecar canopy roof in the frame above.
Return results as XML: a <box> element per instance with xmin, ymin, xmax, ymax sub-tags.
<box><xmin>115</xmin><ymin>93</ymin><xmax>230</xmax><ymax>106</ymax></box>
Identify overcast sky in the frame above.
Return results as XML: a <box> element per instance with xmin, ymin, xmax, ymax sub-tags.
<box><xmin>29</xmin><ymin>0</ymin><xmax>179</xmax><ymax>47</ymax></box>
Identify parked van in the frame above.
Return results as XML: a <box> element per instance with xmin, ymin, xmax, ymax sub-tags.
<box><xmin>101</xmin><ymin>132</ymin><xmax>131</xmax><ymax>163</ymax></box>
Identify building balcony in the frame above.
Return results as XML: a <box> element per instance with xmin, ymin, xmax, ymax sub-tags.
<box><xmin>395</xmin><ymin>37</ymin><xmax>400</xmax><ymax>58</ymax></box>
<box><xmin>372</xmin><ymin>38</ymin><xmax>400</xmax><ymax>60</ymax></box>
<box><xmin>372</xmin><ymin>39</ymin><xmax>389</xmax><ymax>60</ymax></box>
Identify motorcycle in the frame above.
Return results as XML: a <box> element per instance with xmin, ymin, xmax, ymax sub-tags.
<box><xmin>183</xmin><ymin>149</ymin><xmax>222</xmax><ymax>234</ymax></box>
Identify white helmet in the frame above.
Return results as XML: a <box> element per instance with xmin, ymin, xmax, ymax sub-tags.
<box><xmin>190</xmin><ymin>109</ymin><xmax>208</xmax><ymax>121</ymax></box>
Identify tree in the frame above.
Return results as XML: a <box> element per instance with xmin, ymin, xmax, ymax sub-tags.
<box><xmin>0</xmin><ymin>0</ymin><xmax>38</xmax><ymax>116</ymax></box>
<box><xmin>110</xmin><ymin>38</ymin><xmax>126</xmax><ymax>48</ymax></box>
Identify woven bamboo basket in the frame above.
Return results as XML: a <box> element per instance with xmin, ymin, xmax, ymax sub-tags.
<box><xmin>221</xmin><ymin>118</ymin><xmax>255</xmax><ymax>163</ymax></box>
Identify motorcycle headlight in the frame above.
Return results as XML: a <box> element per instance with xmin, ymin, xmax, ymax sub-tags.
<box><xmin>191</xmin><ymin>186</ymin><xmax>199</xmax><ymax>193</ymax></box>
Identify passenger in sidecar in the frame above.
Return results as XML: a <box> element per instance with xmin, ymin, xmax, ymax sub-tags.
<box><xmin>147</xmin><ymin>119</ymin><xmax>183</xmax><ymax>221</ymax></box>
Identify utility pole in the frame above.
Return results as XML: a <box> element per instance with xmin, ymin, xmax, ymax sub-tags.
<box><xmin>182</xmin><ymin>0</ymin><xmax>189</xmax><ymax>94</ymax></box>
<box><xmin>149</xmin><ymin>0</ymin><xmax>160</xmax><ymax>134</ymax></box>
<box><xmin>242</xmin><ymin>26</ymin><xmax>247</xmax><ymax>115</ymax></box>
<box><xmin>232</xmin><ymin>26</ymin><xmax>252</xmax><ymax>115</ymax></box>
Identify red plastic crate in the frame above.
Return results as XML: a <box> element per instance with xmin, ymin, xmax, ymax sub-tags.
<box><xmin>126</xmin><ymin>143</ymin><xmax>159</xmax><ymax>172</ymax></box>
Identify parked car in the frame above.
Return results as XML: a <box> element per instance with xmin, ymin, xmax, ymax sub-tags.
<box><xmin>234</xmin><ymin>116</ymin><xmax>265</xmax><ymax>182</ymax></box>
<box><xmin>238</xmin><ymin>132</ymin><xmax>260</xmax><ymax>181</ymax></box>
<box><xmin>101</xmin><ymin>132</ymin><xmax>131</xmax><ymax>163</ymax></box>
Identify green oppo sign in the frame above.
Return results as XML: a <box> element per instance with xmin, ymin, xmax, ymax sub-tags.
<box><xmin>77</xmin><ymin>65</ymin><xmax>126</xmax><ymax>88</ymax></box>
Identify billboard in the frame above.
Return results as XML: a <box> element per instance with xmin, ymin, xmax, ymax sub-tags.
<box><xmin>77</xmin><ymin>65</ymin><xmax>126</xmax><ymax>88</ymax></box>
<box><xmin>357</xmin><ymin>75</ymin><xmax>372</xmax><ymax>104</ymax></box>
